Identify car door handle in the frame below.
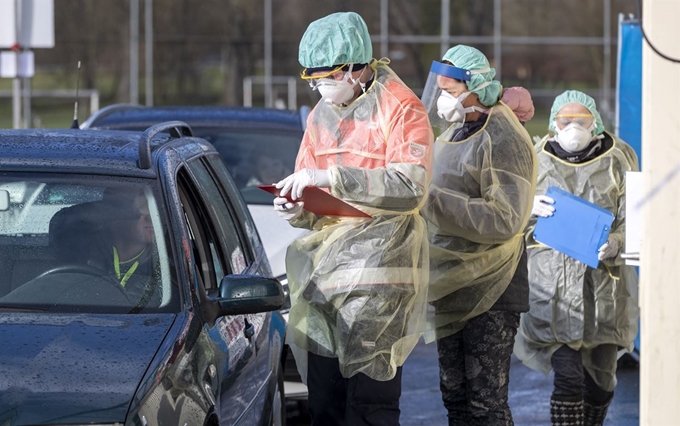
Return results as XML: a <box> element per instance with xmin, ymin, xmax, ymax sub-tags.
<box><xmin>244</xmin><ymin>317</ymin><xmax>255</xmax><ymax>340</ymax></box>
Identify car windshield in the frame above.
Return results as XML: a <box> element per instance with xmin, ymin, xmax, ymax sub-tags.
<box><xmin>193</xmin><ymin>128</ymin><xmax>301</xmax><ymax>205</ymax></box>
<box><xmin>0</xmin><ymin>174</ymin><xmax>178</xmax><ymax>314</ymax></box>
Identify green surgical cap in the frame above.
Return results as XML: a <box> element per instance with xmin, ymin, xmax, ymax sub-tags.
<box><xmin>299</xmin><ymin>12</ymin><xmax>373</xmax><ymax>69</ymax></box>
<box><xmin>549</xmin><ymin>90</ymin><xmax>605</xmax><ymax>135</ymax></box>
<box><xmin>442</xmin><ymin>45</ymin><xmax>502</xmax><ymax>107</ymax></box>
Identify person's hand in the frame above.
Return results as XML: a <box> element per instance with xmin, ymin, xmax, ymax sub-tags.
<box><xmin>274</xmin><ymin>197</ymin><xmax>305</xmax><ymax>221</ymax></box>
<box><xmin>276</xmin><ymin>169</ymin><xmax>331</xmax><ymax>200</ymax></box>
<box><xmin>598</xmin><ymin>238</ymin><xmax>619</xmax><ymax>260</ymax></box>
<box><xmin>532</xmin><ymin>195</ymin><xmax>555</xmax><ymax>217</ymax></box>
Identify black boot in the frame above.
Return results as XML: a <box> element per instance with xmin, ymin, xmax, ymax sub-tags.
<box><xmin>550</xmin><ymin>395</ymin><xmax>584</xmax><ymax>426</ymax></box>
<box><xmin>583</xmin><ymin>395</ymin><xmax>613</xmax><ymax>426</ymax></box>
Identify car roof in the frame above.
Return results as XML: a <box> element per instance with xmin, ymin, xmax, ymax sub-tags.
<box><xmin>82</xmin><ymin>104</ymin><xmax>307</xmax><ymax>132</ymax></box>
<box><xmin>0</xmin><ymin>126</ymin><xmax>212</xmax><ymax>178</ymax></box>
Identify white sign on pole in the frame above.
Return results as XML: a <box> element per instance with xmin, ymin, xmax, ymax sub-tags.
<box><xmin>0</xmin><ymin>51</ymin><xmax>17</xmax><ymax>77</ymax></box>
<box><xmin>19</xmin><ymin>50</ymin><xmax>34</xmax><ymax>77</ymax></box>
<box><xmin>0</xmin><ymin>51</ymin><xmax>35</xmax><ymax>78</ymax></box>
<box><xmin>0</xmin><ymin>0</ymin><xmax>55</xmax><ymax>48</ymax></box>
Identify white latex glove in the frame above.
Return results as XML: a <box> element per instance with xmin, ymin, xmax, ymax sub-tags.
<box><xmin>598</xmin><ymin>238</ymin><xmax>619</xmax><ymax>260</ymax></box>
<box><xmin>532</xmin><ymin>195</ymin><xmax>556</xmax><ymax>217</ymax></box>
<box><xmin>273</xmin><ymin>197</ymin><xmax>305</xmax><ymax>222</ymax></box>
<box><xmin>276</xmin><ymin>168</ymin><xmax>332</xmax><ymax>201</ymax></box>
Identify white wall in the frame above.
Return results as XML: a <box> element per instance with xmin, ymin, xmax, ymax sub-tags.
<box><xmin>641</xmin><ymin>0</ymin><xmax>680</xmax><ymax>424</ymax></box>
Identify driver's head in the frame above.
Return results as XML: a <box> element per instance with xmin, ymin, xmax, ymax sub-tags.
<box><xmin>101</xmin><ymin>187</ymin><xmax>154</xmax><ymax>245</ymax></box>
<box><xmin>254</xmin><ymin>154</ymin><xmax>290</xmax><ymax>184</ymax></box>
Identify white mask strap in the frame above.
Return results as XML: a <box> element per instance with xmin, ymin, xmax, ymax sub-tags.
<box><xmin>469</xmin><ymin>67</ymin><xmax>491</xmax><ymax>75</ymax></box>
<box><xmin>471</xmin><ymin>81</ymin><xmax>492</xmax><ymax>93</ymax></box>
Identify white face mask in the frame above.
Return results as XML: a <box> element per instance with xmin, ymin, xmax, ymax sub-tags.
<box><xmin>436</xmin><ymin>90</ymin><xmax>486</xmax><ymax>123</ymax></box>
<box><xmin>315</xmin><ymin>65</ymin><xmax>365</xmax><ymax>106</ymax></box>
<box><xmin>554</xmin><ymin>122</ymin><xmax>595</xmax><ymax>152</ymax></box>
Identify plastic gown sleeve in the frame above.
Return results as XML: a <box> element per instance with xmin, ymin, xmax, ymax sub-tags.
<box><xmin>330</xmin><ymin>163</ymin><xmax>428</xmax><ymax>211</ymax></box>
<box><xmin>426</xmin><ymin>142</ymin><xmax>535</xmax><ymax>244</ymax></box>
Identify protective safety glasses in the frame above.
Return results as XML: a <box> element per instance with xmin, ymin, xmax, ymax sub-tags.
<box><xmin>554</xmin><ymin>113</ymin><xmax>595</xmax><ymax>128</ymax></box>
<box><xmin>301</xmin><ymin>64</ymin><xmax>348</xmax><ymax>80</ymax></box>
<box><xmin>302</xmin><ymin>64</ymin><xmax>356</xmax><ymax>90</ymax></box>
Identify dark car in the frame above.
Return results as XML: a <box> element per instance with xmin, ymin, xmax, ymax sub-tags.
<box><xmin>82</xmin><ymin>104</ymin><xmax>308</xmax><ymax>293</ymax></box>
<box><xmin>0</xmin><ymin>122</ymin><xmax>286</xmax><ymax>425</ymax></box>
<box><xmin>82</xmin><ymin>105</ymin><xmax>310</xmax><ymax>404</ymax></box>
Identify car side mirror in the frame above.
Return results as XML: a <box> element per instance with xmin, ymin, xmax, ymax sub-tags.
<box><xmin>0</xmin><ymin>190</ymin><xmax>8</xmax><ymax>211</ymax></box>
<box><xmin>216</xmin><ymin>274</ymin><xmax>284</xmax><ymax>315</ymax></box>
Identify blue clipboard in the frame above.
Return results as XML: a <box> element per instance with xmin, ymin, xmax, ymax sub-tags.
<box><xmin>533</xmin><ymin>186</ymin><xmax>614</xmax><ymax>268</ymax></box>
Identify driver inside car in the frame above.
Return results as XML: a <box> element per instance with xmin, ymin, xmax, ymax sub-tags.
<box><xmin>87</xmin><ymin>188</ymin><xmax>163</xmax><ymax>310</ymax></box>
<box><xmin>245</xmin><ymin>152</ymin><xmax>293</xmax><ymax>187</ymax></box>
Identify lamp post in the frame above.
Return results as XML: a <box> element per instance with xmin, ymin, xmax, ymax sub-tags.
<box><xmin>130</xmin><ymin>0</ymin><xmax>139</xmax><ymax>105</ymax></box>
<box><xmin>264</xmin><ymin>0</ymin><xmax>272</xmax><ymax>107</ymax></box>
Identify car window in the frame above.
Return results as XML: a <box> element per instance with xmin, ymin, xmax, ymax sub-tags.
<box><xmin>205</xmin><ymin>155</ymin><xmax>267</xmax><ymax>268</ymax></box>
<box><xmin>194</xmin><ymin>128</ymin><xmax>302</xmax><ymax>204</ymax></box>
<box><xmin>186</xmin><ymin>158</ymin><xmax>248</xmax><ymax>274</ymax></box>
<box><xmin>0</xmin><ymin>175</ymin><xmax>178</xmax><ymax>314</ymax></box>
<box><xmin>177</xmin><ymin>167</ymin><xmax>229</xmax><ymax>290</ymax></box>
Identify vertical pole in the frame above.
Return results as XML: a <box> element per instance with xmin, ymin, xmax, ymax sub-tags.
<box><xmin>288</xmin><ymin>77</ymin><xmax>297</xmax><ymax>110</ymax></box>
<box><xmin>12</xmin><ymin>0</ymin><xmax>21</xmax><ymax>129</ymax></box>
<box><xmin>614</xmin><ymin>13</ymin><xmax>624</xmax><ymax>136</ymax></box>
<box><xmin>243</xmin><ymin>77</ymin><xmax>252</xmax><ymax>107</ymax></box>
<box><xmin>493</xmin><ymin>0</ymin><xmax>502</xmax><ymax>78</ymax></box>
<box><xmin>264</xmin><ymin>0</ymin><xmax>273</xmax><ymax>108</ymax></box>
<box><xmin>641</xmin><ymin>0</ymin><xmax>680</xmax><ymax>423</ymax></box>
<box><xmin>603</xmin><ymin>0</ymin><xmax>612</xmax><ymax>125</ymax></box>
<box><xmin>145</xmin><ymin>0</ymin><xmax>153</xmax><ymax>106</ymax></box>
<box><xmin>90</xmin><ymin>91</ymin><xmax>100</xmax><ymax>114</ymax></box>
<box><xmin>380</xmin><ymin>0</ymin><xmax>389</xmax><ymax>58</ymax></box>
<box><xmin>130</xmin><ymin>0</ymin><xmax>139</xmax><ymax>105</ymax></box>
<box><xmin>440</xmin><ymin>0</ymin><xmax>450</xmax><ymax>58</ymax></box>
<box><xmin>22</xmin><ymin>73</ymin><xmax>30</xmax><ymax>128</ymax></box>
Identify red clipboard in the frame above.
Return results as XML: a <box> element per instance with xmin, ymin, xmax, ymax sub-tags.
<box><xmin>258</xmin><ymin>185</ymin><xmax>371</xmax><ymax>218</ymax></box>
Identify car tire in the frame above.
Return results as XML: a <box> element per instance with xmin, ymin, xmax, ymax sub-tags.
<box><xmin>271</xmin><ymin>363</ymin><xmax>286</xmax><ymax>426</ymax></box>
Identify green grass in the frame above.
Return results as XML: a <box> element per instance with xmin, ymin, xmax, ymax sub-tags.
<box><xmin>0</xmin><ymin>99</ymin><xmax>77</xmax><ymax>129</ymax></box>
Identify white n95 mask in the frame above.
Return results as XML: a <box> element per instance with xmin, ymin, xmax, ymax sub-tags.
<box><xmin>554</xmin><ymin>122</ymin><xmax>595</xmax><ymax>152</ymax></box>
<box><xmin>436</xmin><ymin>90</ymin><xmax>486</xmax><ymax>123</ymax></box>
<box><xmin>315</xmin><ymin>64</ymin><xmax>362</xmax><ymax>106</ymax></box>
<box><xmin>317</xmin><ymin>78</ymin><xmax>356</xmax><ymax>105</ymax></box>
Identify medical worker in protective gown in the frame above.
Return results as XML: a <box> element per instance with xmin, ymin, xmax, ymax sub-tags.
<box><xmin>514</xmin><ymin>90</ymin><xmax>639</xmax><ymax>426</ymax></box>
<box><xmin>420</xmin><ymin>45</ymin><xmax>537</xmax><ymax>425</ymax></box>
<box><xmin>273</xmin><ymin>12</ymin><xmax>433</xmax><ymax>426</ymax></box>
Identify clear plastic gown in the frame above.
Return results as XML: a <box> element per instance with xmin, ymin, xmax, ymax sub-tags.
<box><xmin>285</xmin><ymin>63</ymin><xmax>434</xmax><ymax>381</ymax></box>
<box><xmin>422</xmin><ymin>102</ymin><xmax>537</xmax><ymax>342</ymax></box>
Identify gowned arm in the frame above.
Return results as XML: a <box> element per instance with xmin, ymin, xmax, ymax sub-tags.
<box><xmin>330</xmin><ymin>163</ymin><xmax>428</xmax><ymax>211</ymax></box>
<box><xmin>426</xmin><ymin>170</ymin><xmax>535</xmax><ymax>244</ymax></box>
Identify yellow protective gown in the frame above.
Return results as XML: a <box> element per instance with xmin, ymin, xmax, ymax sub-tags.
<box><xmin>285</xmin><ymin>62</ymin><xmax>434</xmax><ymax>381</ymax></box>
<box><xmin>514</xmin><ymin>133</ymin><xmax>639</xmax><ymax>392</ymax></box>
<box><xmin>422</xmin><ymin>102</ymin><xmax>537</xmax><ymax>342</ymax></box>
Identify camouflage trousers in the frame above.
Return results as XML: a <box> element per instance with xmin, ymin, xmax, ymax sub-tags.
<box><xmin>436</xmin><ymin>310</ymin><xmax>520</xmax><ymax>426</ymax></box>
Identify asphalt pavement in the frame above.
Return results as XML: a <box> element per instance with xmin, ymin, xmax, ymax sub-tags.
<box><xmin>288</xmin><ymin>339</ymin><xmax>640</xmax><ymax>425</ymax></box>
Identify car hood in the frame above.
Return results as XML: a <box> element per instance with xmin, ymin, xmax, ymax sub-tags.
<box><xmin>248</xmin><ymin>204</ymin><xmax>308</xmax><ymax>278</ymax></box>
<box><xmin>0</xmin><ymin>312</ymin><xmax>176</xmax><ymax>425</ymax></box>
